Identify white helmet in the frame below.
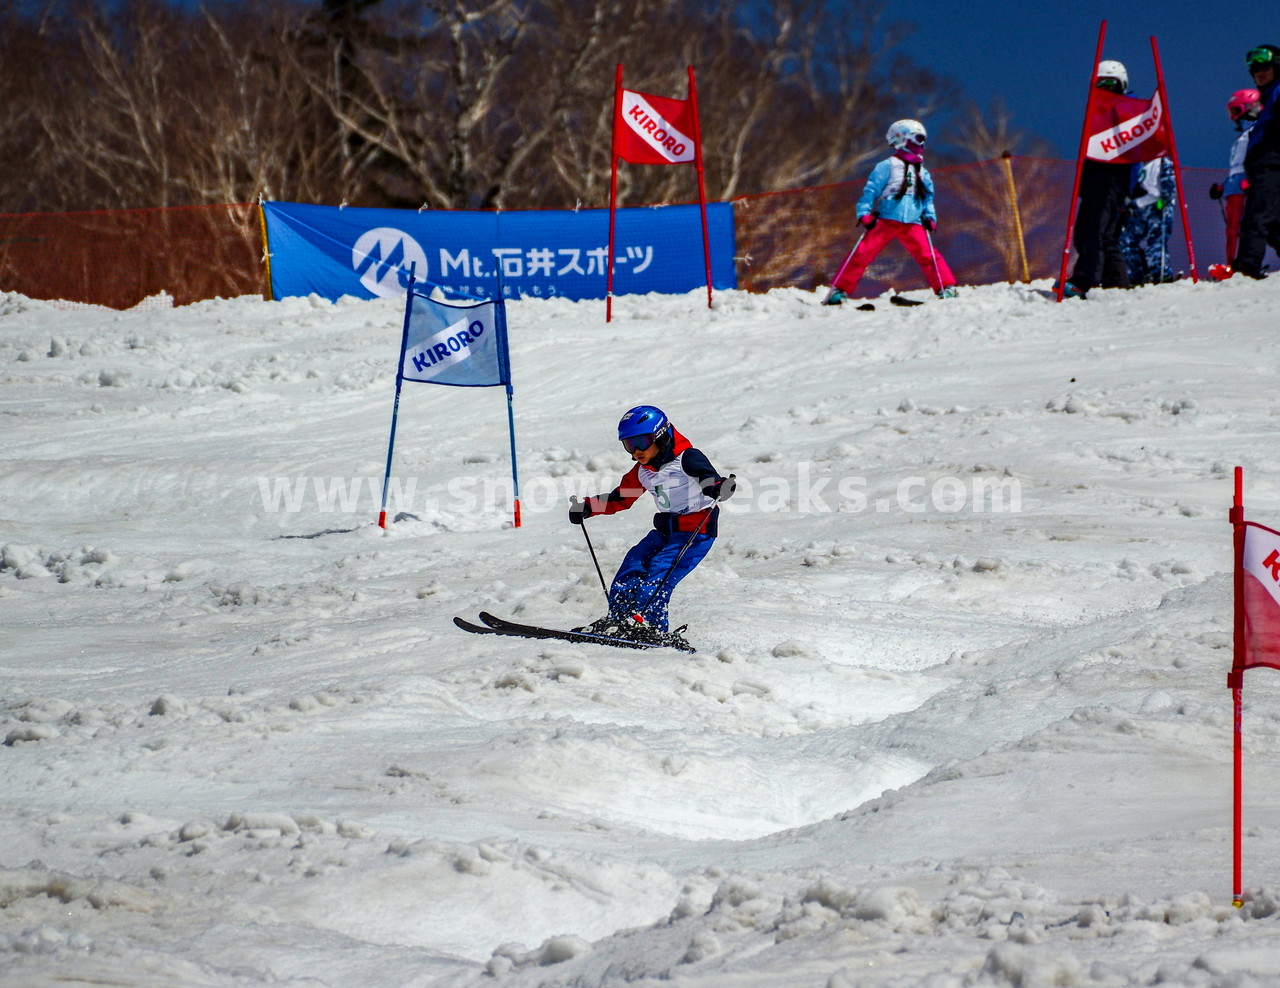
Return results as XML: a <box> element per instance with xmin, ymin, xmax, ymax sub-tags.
<box><xmin>1096</xmin><ymin>59</ymin><xmax>1128</xmax><ymax>91</ymax></box>
<box><xmin>886</xmin><ymin>119</ymin><xmax>927</xmax><ymax>150</ymax></box>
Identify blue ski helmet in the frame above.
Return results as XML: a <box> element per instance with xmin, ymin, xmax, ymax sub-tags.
<box><xmin>617</xmin><ymin>405</ymin><xmax>671</xmax><ymax>454</ymax></box>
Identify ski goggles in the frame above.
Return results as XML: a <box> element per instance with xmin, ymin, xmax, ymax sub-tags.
<box><xmin>1246</xmin><ymin>47</ymin><xmax>1276</xmax><ymax>70</ymax></box>
<box><xmin>620</xmin><ymin>433</ymin><xmax>657</xmax><ymax>454</ymax></box>
<box><xmin>1096</xmin><ymin>77</ymin><xmax>1124</xmax><ymax>93</ymax></box>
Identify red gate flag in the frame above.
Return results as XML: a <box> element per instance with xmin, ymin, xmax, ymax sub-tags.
<box><xmin>607</xmin><ymin>65</ymin><xmax>713</xmax><ymax>322</ymax></box>
<box><xmin>1084</xmin><ymin>89</ymin><xmax>1173</xmax><ymax>164</ymax></box>
<box><xmin>1056</xmin><ymin>23</ymin><xmax>1197</xmax><ymax>301</ymax></box>
<box><xmin>1229</xmin><ymin>466</ymin><xmax>1280</xmax><ymax>907</ymax></box>
<box><xmin>616</xmin><ymin>88</ymin><xmax>697</xmax><ymax>165</ymax></box>
<box><xmin>1237</xmin><ymin>521</ymin><xmax>1280</xmax><ymax>671</ymax></box>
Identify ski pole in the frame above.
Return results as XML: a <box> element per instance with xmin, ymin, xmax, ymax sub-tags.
<box><xmin>572</xmin><ymin>497</ymin><xmax>610</xmax><ymax>604</ymax></box>
<box><xmin>1160</xmin><ymin>210</ymin><xmax>1168</xmax><ymax>282</ymax></box>
<box><xmin>925</xmin><ymin>226</ymin><xmax>945</xmax><ymax>294</ymax></box>
<box><xmin>636</xmin><ymin>475</ymin><xmax>733</xmax><ymax>618</ymax></box>
<box><xmin>828</xmin><ymin>225</ymin><xmax>870</xmax><ymax>296</ymax></box>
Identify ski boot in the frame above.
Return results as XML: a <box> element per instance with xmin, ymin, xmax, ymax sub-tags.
<box><xmin>618</xmin><ymin>618</ymin><xmax>692</xmax><ymax>650</ymax></box>
<box><xmin>573</xmin><ymin>615</ymin><xmax>625</xmax><ymax>637</ymax></box>
<box><xmin>821</xmin><ymin>289</ymin><xmax>847</xmax><ymax>306</ymax></box>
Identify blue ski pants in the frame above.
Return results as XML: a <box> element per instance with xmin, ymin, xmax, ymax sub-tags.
<box><xmin>609</xmin><ymin>529</ymin><xmax>715</xmax><ymax>631</ymax></box>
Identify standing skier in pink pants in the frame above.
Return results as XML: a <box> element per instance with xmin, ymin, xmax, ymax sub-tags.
<box><xmin>823</xmin><ymin>119</ymin><xmax>958</xmax><ymax>305</ymax></box>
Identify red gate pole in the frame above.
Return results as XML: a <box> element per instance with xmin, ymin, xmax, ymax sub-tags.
<box><xmin>1056</xmin><ymin>20</ymin><xmax>1108</xmax><ymax>302</ymax></box>
<box><xmin>687</xmin><ymin>66</ymin><xmax>713</xmax><ymax>310</ymax></box>
<box><xmin>1150</xmin><ymin>36</ymin><xmax>1199</xmax><ymax>282</ymax></box>
<box><xmin>606</xmin><ymin>64</ymin><xmax>623</xmax><ymax>323</ymax></box>
<box><xmin>1230</xmin><ymin>465</ymin><xmax>1246</xmax><ymax>906</ymax></box>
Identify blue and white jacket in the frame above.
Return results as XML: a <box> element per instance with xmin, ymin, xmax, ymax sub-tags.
<box><xmin>856</xmin><ymin>155</ymin><xmax>937</xmax><ymax>226</ymax></box>
<box><xmin>584</xmin><ymin>429</ymin><xmax>727</xmax><ymax>536</ymax></box>
<box><xmin>1226</xmin><ymin>121</ymin><xmax>1256</xmax><ymax>197</ymax></box>
<box><xmin>1129</xmin><ymin>157</ymin><xmax>1176</xmax><ymax>209</ymax></box>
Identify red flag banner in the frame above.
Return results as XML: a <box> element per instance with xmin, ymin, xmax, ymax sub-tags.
<box><xmin>615</xmin><ymin>89</ymin><xmax>697</xmax><ymax>165</ymax></box>
<box><xmin>1085</xmin><ymin>89</ymin><xmax>1172</xmax><ymax>164</ymax></box>
<box><xmin>1239</xmin><ymin>521</ymin><xmax>1280</xmax><ymax>672</ymax></box>
<box><xmin>607</xmin><ymin>65</ymin><xmax>712</xmax><ymax>321</ymax></box>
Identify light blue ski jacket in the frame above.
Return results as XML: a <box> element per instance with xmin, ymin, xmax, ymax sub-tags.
<box><xmin>856</xmin><ymin>155</ymin><xmax>937</xmax><ymax>226</ymax></box>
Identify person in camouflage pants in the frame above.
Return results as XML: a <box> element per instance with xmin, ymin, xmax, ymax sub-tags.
<box><xmin>1118</xmin><ymin>157</ymin><xmax>1178</xmax><ymax>284</ymax></box>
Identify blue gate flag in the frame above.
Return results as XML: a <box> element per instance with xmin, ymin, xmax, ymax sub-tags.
<box><xmin>261</xmin><ymin>200</ymin><xmax>736</xmax><ymax>302</ymax></box>
<box><xmin>401</xmin><ymin>290</ymin><xmax>510</xmax><ymax>388</ymax></box>
<box><xmin>379</xmin><ymin>283</ymin><xmax>520</xmax><ymax>530</ymax></box>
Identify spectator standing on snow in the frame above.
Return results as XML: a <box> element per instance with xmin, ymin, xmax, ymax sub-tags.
<box><xmin>1119</xmin><ymin>156</ymin><xmax>1177</xmax><ymax>285</ymax></box>
<box><xmin>1220</xmin><ymin>45</ymin><xmax>1280</xmax><ymax>280</ymax></box>
<box><xmin>821</xmin><ymin>119</ymin><xmax>959</xmax><ymax>306</ymax></box>
<box><xmin>568</xmin><ymin>405</ymin><xmax>734</xmax><ymax>648</ymax></box>
<box><xmin>1061</xmin><ymin>60</ymin><xmax>1133</xmax><ymax>298</ymax></box>
<box><xmin>1209</xmin><ymin>89</ymin><xmax>1263</xmax><ymax>274</ymax></box>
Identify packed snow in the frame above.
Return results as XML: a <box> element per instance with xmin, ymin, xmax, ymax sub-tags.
<box><xmin>4</xmin><ymin>276</ymin><xmax>1280</xmax><ymax>987</ymax></box>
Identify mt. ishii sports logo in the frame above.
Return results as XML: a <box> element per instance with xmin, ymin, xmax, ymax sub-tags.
<box><xmin>352</xmin><ymin>228</ymin><xmax>429</xmax><ymax>298</ymax></box>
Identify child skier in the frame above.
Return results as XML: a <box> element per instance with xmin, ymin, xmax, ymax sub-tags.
<box><xmin>822</xmin><ymin>119</ymin><xmax>958</xmax><ymax>306</ymax></box>
<box><xmin>1118</xmin><ymin>155</ymin><xmax>1177</xmax><ymax>285</ymax></box>
<box><xmin>569</xmin><ymin>405</ymin><xmax>734</xmax><ymax>646</ymax></box>
<box><xmin>1208</xmin><ymin>88</ymin><xmax>1262</xmax><ymax>277</ymax></box>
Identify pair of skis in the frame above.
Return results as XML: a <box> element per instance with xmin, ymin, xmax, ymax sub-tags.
<box><xmin>454</xmin><ymin>611</ymin><xmax>696</xmax><ymax>653</ymax></box>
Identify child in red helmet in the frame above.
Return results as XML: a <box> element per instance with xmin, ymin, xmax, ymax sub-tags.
<box><xmin>569</xmin><ymin>405</ymin><xmax>734</xmax><ymax>644</ymax></box>
<box><xmin>1209</xmin><ymin>89</ymin><xmax>1263</xmax><ymax>277</ymax></box>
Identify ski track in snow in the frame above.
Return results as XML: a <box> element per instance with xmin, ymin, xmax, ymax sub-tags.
<box><xmin>4</xmin><ymin>279</ymin><xmax>1280</xmax><ymax>985</ymax></box>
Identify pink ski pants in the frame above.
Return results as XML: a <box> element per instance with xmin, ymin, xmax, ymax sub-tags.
<box><xmin>832</xmin><ymin>218</ymin><xmax>956</xmax><ymax>296</ymax></box>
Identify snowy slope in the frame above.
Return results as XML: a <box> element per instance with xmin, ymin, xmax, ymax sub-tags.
<box><xmin>4</xmin><ymin>277</ymin><xmax>1280</xmax><ymax>987</ymax></box>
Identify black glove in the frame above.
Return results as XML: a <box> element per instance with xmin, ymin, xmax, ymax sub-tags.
<box><xmin>1209</xmin><ymin>183</ymin><xmax>1224</xmax><ymax>201</ymax></box>
<box><xmin>708</xmin><ymin>474</ymin><xmax>737</xmax><ymax>502</ymax></box>
<box><xmin>922</xmin><ymin>217</ymin><xmax>936</xmax><ymax>233</ymax></box>
<box><xmin>568</xmin><ymin>497</ymin><xmax>593</xmax><ymax>526</ymax></box>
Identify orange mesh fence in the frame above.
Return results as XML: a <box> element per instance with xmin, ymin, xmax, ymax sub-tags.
<box><xmin>733</xmin><ymin>156</ymin><xmax>1257</xmax><ymax>296</ymax></box>
<box><xmin>0</xmin><ymin>159</ymin><xmax>1268</xmax><ymax>309</ymax></box>
<box><xmin>0</xmin><ymin>203</ymin><xmax>264</xmax><ymax>309</ymax></box>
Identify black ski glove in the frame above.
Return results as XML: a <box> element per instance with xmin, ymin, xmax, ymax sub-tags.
<box><xmin>569</xmin><ymin>497</ymin><xmax>593</xmax><ymax>525</ymax></box>
<box><xmin>1209</xmin><ymin>183</ymin><xmax>1224</xmax><ymax>201</ymax></box>
<box><xmin>708</xmin><ymin>474</ymin><xmax>737</xmax><ymax>502</ymax></box>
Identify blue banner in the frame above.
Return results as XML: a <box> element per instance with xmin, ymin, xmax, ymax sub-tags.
<box><xmin>399</xmin><ymin>291</ymin><xmax>510</xmax><ymax>388</ymax></box>
<box><xmin>262</xmin><ymin>201</ymin><xmax>735</xmax><ymax>302</ymax></box>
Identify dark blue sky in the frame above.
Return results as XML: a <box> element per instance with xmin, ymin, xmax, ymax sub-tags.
<box><xmin>79</xmin><ymin>0</ymin><xmax>1261</xmax><ymax>170</ymax></box>
<box><xmin>904</xmin><ymin>1</ymin><xmax>1264</xmax><ymax>167</ymax></box>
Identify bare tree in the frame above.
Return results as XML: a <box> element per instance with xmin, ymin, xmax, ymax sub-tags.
<box><xmin>950</xmin><ymin>97</ymin><xmax>1055</xmax><ymax>161</ymax></box>
<box><xmin>938</xmin><ymin>99</ymin><xmax>1062</xmax><ymax>282</ymax></box>
<box><xmin>0</xmin><ymin>2</ymin><xmax>54</xmax><ymax>211</ymax></box>
<box><xmin>0</xmin><ymin>0</ymin><xmax>961</xmax><ymax>213</ymax></box>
